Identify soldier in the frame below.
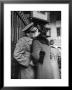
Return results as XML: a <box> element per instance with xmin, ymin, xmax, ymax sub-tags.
<box><xmin>13</xmin><ymin>22</ymin><xmax>38</xmax><ymax>79</ymax></box>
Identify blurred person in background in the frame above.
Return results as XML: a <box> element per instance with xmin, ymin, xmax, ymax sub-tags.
<box><xmin>50</xmin><ymin>39</ymin><xmax>61</xmax><ymax>78</ymax></box>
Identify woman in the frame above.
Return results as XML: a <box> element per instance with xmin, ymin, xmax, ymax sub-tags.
<box><xmin>32</xmin><ymin>28</ymin><xmax>60</xmax><ymax>79</ymax></box>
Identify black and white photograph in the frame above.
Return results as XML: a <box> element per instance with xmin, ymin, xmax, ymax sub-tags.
<box><xmin>11</xmin><ymin>11</ymin><xmax>61</xmax><ymax>79</ymax></box>
<box><xmin>4</xmin><ymin>4</ymin><xmax>69</xmax><ymax>86</ymax></box>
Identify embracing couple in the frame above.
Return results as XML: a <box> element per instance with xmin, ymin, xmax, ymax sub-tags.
<box><xmin>13</xmin><ymin>23</ymin><xmax>60</xmax><ymax>79</ymax></box>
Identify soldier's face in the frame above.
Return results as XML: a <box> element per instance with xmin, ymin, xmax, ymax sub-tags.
<box><xmin>30</xmin><ymin>31</ymin><xmax>40</xmax><ymax>38</ymax></box>
<box><xmin>29</xmin><ymin>32</ymin><xmax>34</xmax><ymax>38</ymax></box>
<box><xmin>27</xmin><ymin>32</ymin><xmax>34</xmax><ymax>38</ymax></box>
<box><xmin>27</xmin><ymin>27</ymin><xmax>39</xmax><ymax>38</ymax></box>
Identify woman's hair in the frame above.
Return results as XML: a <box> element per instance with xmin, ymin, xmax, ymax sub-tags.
<box><xmin>35</xmin><ymin>34</ymin><xmax>49</xmax><ymax>46</ymax></box>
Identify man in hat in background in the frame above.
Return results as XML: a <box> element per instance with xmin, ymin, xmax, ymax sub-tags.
<box><xmin>13</xmin><ymin>22</ymin><xmax>38</xmax><ymax>79</ymax></box>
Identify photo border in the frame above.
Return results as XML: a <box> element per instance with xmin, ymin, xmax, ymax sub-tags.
<box><xmin>0</xmin><ymin>0</ymin><xmax>71</xmax><ymax>89</ymax></box>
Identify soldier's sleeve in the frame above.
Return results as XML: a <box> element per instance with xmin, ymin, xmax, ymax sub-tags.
<box><xmin>13</xmin><ymin>38</ymin><xmax>30</xmax><ymax>67</ymax></box>
<box><xmin>32</xmin><ymin>40</ymin><xmax>41</xmax><ymax>61</ymax></box>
